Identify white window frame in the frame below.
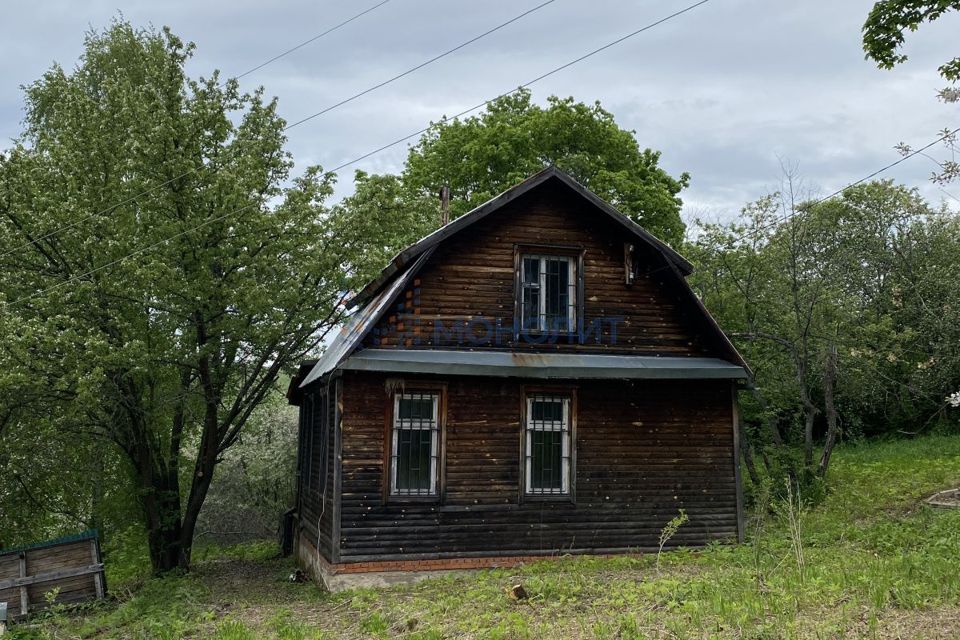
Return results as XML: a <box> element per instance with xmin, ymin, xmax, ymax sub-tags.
<box><xmin>524</xmin><ymin>395</ymin><xmax>572</xmax><ymax>496</ymax></box>
<box><xmin>520</xmin><ymin>254</ymin><xmax>577</xmax><ymax>333</ymax></box>
<box><xmin>390</xmin><ymin>392</ymin><xmax>440</xmax><ymax>497</ymax></box>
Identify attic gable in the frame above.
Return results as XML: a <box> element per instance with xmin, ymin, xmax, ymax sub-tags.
<box><xmin>298</xmin><ymin>167</ymin><xmax>748</xmax><ymax>388</ymax></box>
<box><xmin>347</xmin><ymin>166</ymin><xmax>692</xmax><ymax>310</ymax></box>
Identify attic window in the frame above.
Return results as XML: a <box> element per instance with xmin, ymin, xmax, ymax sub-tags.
<box><xmin>519</xmin><ymin>254</ymin><xmax>577</xmax><ymax>333</ymax></box>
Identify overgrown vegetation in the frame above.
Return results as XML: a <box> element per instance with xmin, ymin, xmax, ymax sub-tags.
<box><xmin>691</xmin><ymin>177</ymin><xmax>960</xmax><ymax>490</ymax></box>
<box><xmin>10</xmin><ymin>434</ymin><xmax>960</xmax><ymax>639</ymax></box>
<box><xmin>1</xmin><ymin>13</ymin><xmax>959</xmax><ymax>616</ymax></box>
<box><xmin>0</xmin><ymin>20</ymin><xmax>695</xmax><ymax>571</ymax></box>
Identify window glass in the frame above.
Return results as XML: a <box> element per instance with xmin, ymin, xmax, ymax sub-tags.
<box><xmin>391</xmin><ymin>393</ymin><xmax>439</xmax><ymax>496</ymax></box>
<box><xmin>525</xmin><ymin>395</ymin><xmax>572</xmax><ymax>496</ymax></box>
<box><xmin>519</xmin><ymin>254</ymin><xmax>576</xmax><ymax>333</ymax></box>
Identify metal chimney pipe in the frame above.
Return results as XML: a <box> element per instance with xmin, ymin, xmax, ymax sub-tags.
<box><xmin>439</xmin><ymin>185</ymin><xmax>450</xmax><ymax>226</ymax></box>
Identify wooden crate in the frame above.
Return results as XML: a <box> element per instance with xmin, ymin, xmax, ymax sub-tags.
<box><xmin>0</xmin><ymin>530</ymin><xmax>106</xmax><ymax>619</ymax></box>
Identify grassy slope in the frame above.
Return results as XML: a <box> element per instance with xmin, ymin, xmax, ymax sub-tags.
<box><xmin>11</xmin><ymin>434</ymin><xmax>960</xmax><ymax>639</ymax></box>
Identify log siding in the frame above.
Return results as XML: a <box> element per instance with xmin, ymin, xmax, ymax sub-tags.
<box><xmin>290</xmin><ymin>169</ymin><xmax>746</xmax><ymax>574</ymax></box>
<box><xmin>364</xmin><ymin>181</ymin><xmax>722</xmax><ymax>357</ymax></box>
<box><xmin>336</xmin><ymin>371</ymin><xmax>737</xmax><ymax>561</ymax></box>
<box><xmin>296</xmin><ymin>378</ymin><xmax>338</xmax><ymax>562</ymax></box>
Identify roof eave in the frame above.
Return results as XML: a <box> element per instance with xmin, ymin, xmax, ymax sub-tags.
<box><xmin>339</xmin><ymin>349</ymin><xmax>748</xmax><ymax>380</ymax></box>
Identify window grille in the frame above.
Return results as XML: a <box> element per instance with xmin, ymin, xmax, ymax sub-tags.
<box><xmin>525</xmin><ymin>395</ymin><xmax>571</xmax><ymax>495</ymax></box>
<box><xmin>304</xmin><ymin>395</ymin><xmax>315</xmax><ymax>491</ymax></box>
<box><xmin>520</xmin><ymin>254</ymin><xmax>577</xmax><ymax>333</ymax></box>
<box><xmin>390</xmin><ymin>392</ymin><xmax>440</xmax><ymax>496</ymax></box>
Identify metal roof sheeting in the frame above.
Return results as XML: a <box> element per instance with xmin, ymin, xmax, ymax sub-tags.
<box><xmin>300</xmin><ymin>249</ymin><xmax>434</xmax><ymax>388</ymax></box>
<box><xmin>338</xmin><ymin>349</ymin><xmax>748</xmax><ymax>380</ymax></box>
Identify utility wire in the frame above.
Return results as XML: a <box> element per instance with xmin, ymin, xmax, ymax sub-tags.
<box><xmin>328</xmin><ymin>0</ymin><xmax>713</xmax><ymax>173</ymax></box>
<box><xmin>29</xmin><ymin>0</ymin><xmax>938</xmax><ymax>308</ymax></box>
<box><xmin>284</xmin><ymin>0</ymin><xmax>556</xmax><ymax>130</ymax></box>
<box><xmin>710</xmin><ymin>126</ymin><xmax>960</xmax><ymax>247</ymax></box>
<box><xmin>2</xmin><ymin>1</ymin><xmax>564</xmax><ymax>307</ymax></box>
<box><xmin>6</xmin><ymin>203</ymin><xmax>262</xmax><ymax>306</ymax></box>
<box><xmin>8</xmin><ymin>127</ymin><xmax>955</xmax><ymax>310</ymax></box>
<box><xmin>9</xmin><ymin>1</ymin><xmax>948</xmax><ymax>308</ymax></box>
<box><xmin>810</xmin><ymin>127</ymin><xmax>960</xmax><ymax>206</ymax></box>
<box><xmin>2</xmin><ymin>0</ymin><xmax>552</xmax><ymax>259</ymax></box>
<box><xmin>0</xmin><ymin>0</ymin><xmax>393</xmax><ymax>260</ymax></box>
<box><xmin>234</xmin><ymin>0</ymin><xmax>393</xmax><ymax>81</ymax></box>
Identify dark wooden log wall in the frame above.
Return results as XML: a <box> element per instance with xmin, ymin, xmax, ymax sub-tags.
<box><xmin>336</xmin><ymin>371</ymin><xmax>738</xmax><ymax>562</ymax></box>
<box><xmin>365</xmin><ymin>180</ymin><xmax>722</xmax><ymax>357</ymax></box>
<box><xmin>297</xmin><ymin>378</ymin><xmax>339</xmax><ymax>562</ymax></box>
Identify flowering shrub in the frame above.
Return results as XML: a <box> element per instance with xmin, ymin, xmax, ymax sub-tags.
<box><xmin>948</xmin><ymin>391</ymin><xmax>960</xmax><ymax>409</ymax></box>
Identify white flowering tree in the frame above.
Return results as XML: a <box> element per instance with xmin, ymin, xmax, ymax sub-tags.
<box><xmin>0</xmin><ymin>21</ymin><xmax>356</xmax><ymax>573</ymax></box>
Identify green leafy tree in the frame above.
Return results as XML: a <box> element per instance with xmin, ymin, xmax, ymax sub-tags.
<box><xmin>0</xmin><ymin>21</ymin><xmax>350</xmax><ymax>572</ymax></box>
<box><xmin>862</xmin><ymin>0</ymin><xmax>960</xmax><ymax>88</ymax></box>
<box><xmin>345</xmin><ymin>89</ymin><xmax>689</xmax><ymax>253</ymax></box>
<box><xmin>692</xmin><ymin>179</ymin><xmax>960</xmax><ymax>486</ymax></box>
<box><xmin>862</xmin><ymin>1</ymin><xmax>960</xmax><ymax>182</ymax></box>
<box><xmin>328</xmin><ymin>172</ymin><xmax>438</xmax><ymax>288</ymax></box>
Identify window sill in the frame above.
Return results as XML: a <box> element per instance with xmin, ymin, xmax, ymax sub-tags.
<box><xmin>522</xmin><ymin>493</ymin><xmax>575</xmax><ymax>504</ymax></box>
<box><xmin>386</xmin><ymin>494</ymin><xmax>441</xmax><ymax>505</ymax></box>
<box><xmin>515</xmin><ymin>331</ymin><xmax>581</xmax><ymax>344</ymax></box>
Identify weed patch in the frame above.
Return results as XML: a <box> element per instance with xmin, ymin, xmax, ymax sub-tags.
<box><xmin>10</xmin><ymin>436</ymin><xmax>960</xmax><ymax>639</ymax></box>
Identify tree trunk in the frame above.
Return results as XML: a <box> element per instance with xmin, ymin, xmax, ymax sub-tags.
<box><xmin>140</xmin><ymin>470</ymin><xmax>186</xmax><ymax>573</ymax></box>
<box><xmin>178</xmin><ymin>455</ymin><xmax>216</xmax><ymax>569</ymax></box>
<box><xmin>796</xmin><ymin>358</ymin><xmax>819</xmax><ymax>469</ymax></box>
<box><xmin>176</xmin><ymin>352</ymin><xmax>223</xmax><ymax>570</ymax></box>
<box><xmin>741</xmin><ymin>432</ymin><xmax>762</xmax><ymax>487</ymax></box>
<box><xmin>818</xmin><ymin>345</ymin><xmax>839</xmax><ymax>477</ymax></box>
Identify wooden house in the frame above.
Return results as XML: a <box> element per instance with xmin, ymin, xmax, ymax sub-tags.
<box><xmin>288</xmin><ymin>166</ymin><xmax>748</xmax><ymax>588</ymax></box>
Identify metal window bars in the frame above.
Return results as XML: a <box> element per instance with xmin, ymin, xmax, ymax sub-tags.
<box><xmin>525</xmin><ymin>395</ymin><xmax>571</xmax><ymax>495</ymax></box>
<box><xmin>520</xmin><ymin>254</ymin><xmax>577</xmax><ymax>333</ymax></box>
<box><xmin>303</xmin><ymin>391</ymin><xmax>330</xmax><ymax>494</ymax></box>
<box><xmin>318</xmin><ymin>389</ymin><xmax>331</xmax><ymax>493</ymax></box>
<box><xmin>304</xmin><ymin>395</ymin><xmax>315</xmax><ymax>491</ymax></box>
<box><xmin>391</xmin><ymin>392</ymin><xmax>440</xmax><ymax>496</ymax></box>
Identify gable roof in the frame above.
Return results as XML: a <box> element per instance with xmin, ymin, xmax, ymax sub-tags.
<box><xmin>347</xmin><ymin>165</ymin><xmax>693</xmax><ymax>310</ymax></box>
<box><xmin>297</xmin><ymin>166</ymin><xmax>749</xmax><ymax>389</ymax></box>
<box><xmin>298</xmin><ymin>248</ymin><xmax>435</xmax><ymax>388</ymax></box>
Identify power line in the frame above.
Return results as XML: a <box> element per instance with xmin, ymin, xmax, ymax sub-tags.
<box><xmin>940</xmin><ymin>188</ymin><xmax>960</xmax><ymax>205</ymax></box>
<box><xmin>713</xmin><ymin>126</ymin><xmax>960</xmax><ymax>246</ymax></box>
<box><xmin>3</xmin><ymin>0</ymin><xmax>711</xmax><ymax>309</ymax></box>
<box><xmin>3</xmin><ymin>0</ymin><xmax>554</xmax><ymax>260</ymax></box>
<box><xmin>284</xmin><ymin>0</ymin><xmax>556</xmax><ymax>130</ymax></box>
<box><xmin>234</xmin><ymin>0</ymin><xmax>393</xmax><ymax>81</ymax></box>
<box><xmin>5</xmin><ymin>200</ymin><xmax>261</xmax><ymax>307</ymax></box>
<box><xmin>8</xmin><ymin>127</ymin><xmax>955</xmax><ymax>311</ymax></box>
<box><xmin>329</xmin><ymin>0</ymin><xmax>713</xmax><ymax>173</ymax></box>
<box><xmin>810</xmin><ymin>127</ymin><xmax>960</xmax><ymax>206</ymax></box>
<box><xmin>0</xmin><ymin>0</ymin><xmax>393</xmax><ymax>260</ymax></box>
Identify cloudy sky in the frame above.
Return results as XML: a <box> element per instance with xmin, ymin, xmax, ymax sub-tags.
<box><xmin>2</xmin><ymin>0</ymin><xmax>958</xmax><ymax>228</ymax></box>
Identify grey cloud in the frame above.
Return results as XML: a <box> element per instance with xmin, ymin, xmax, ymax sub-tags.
<box><xmin>2</xmin><ymin>0</ymin><xmax>957</xmax><ymax>227</ymax></box>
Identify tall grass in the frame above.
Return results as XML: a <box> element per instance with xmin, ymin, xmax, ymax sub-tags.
<box><xmin>11</xmin><ymin>435</ymin><xmax>960</xmax><ymax>639</ymax></box>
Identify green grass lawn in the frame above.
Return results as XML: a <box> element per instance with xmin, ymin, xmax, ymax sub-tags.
<box><xmin>11</xmin><ymin>434</ymin><xmax>960</xmax><ymax>639</ymax></box>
